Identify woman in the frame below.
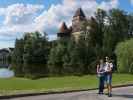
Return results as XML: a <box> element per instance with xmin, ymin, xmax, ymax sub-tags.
<box><xmin>97</xmin><ymin>59</ymin><xmax>105</xmax><ymax>94</ymax></box>
<box><xmin>104</xmin><ymin>57</ymin><xmax>113</xmax><ymax>97</ymax></box>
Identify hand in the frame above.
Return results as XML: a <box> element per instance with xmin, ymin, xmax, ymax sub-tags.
<box><xmin>98</xmin><ymin>71</ymin><xmax>104</xmax><ymax>74</ymax></box>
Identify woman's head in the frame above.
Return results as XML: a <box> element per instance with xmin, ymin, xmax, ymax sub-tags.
<box><xmin>100</xmin><ymin>59</ymin><xmax>104</xmax><ymax>64</ymax></box>
<box><xmin>105</xmin><ymin>56</ymin><xmax>109</xmax><ymax>62</ymax></box>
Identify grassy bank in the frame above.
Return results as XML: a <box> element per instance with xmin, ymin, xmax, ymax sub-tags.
<box><xmin>0</xmin><ymin>74</ymin><xmax>133</xmax><ymax>96</ymax></box>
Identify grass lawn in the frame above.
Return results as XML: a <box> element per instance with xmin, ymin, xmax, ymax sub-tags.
<box><xmin>0</xmin><ymin>74</ymin><xmax>133</xmax><ymax>96</ymax></box>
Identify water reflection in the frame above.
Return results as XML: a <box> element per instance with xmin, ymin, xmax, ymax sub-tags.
<box><xmin>0</xmin><ymin>68</ymin><xmax>14</xmax><ymax>78</ymax></box>
<box><xmin>0</xmin><ymin>61</ymin><xmax>14</xmax><ymax>78</ymax></box>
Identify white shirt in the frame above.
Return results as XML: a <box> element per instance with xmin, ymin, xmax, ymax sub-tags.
<box><xmin>104</xmin><ymin>62</ymin><xmax>113</xmax><ymax>72</ymax></box>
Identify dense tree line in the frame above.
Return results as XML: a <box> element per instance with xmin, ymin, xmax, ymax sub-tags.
<box><xmin>12</xmin><ymin>32</ymin><xmax>50</xmax><ymax>79</ymax></box>
<box><xmin>12</xmin><ymin>8</ymin><xmax>133</xmax><ymax>79</ymax></box>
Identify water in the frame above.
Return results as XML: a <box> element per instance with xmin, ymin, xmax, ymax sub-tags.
<box><xmin>0</xmin><ymin>61</ymin><xmax>14</xmax><ymax>78</ymax></box>
<box><xmin>0</xmin><ymin>68</ymin><xmax>14</xmax><ymax>78</ymax></box>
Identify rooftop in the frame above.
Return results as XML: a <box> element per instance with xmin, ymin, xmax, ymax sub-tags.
<box><xmin>59</xmin><ymin>22</ymin><xmax>69</xmax><ymax>33</ymax></box>
<box><xmin>73</xmin><ymin>8</ymin><xmax>86</xmax><ymax>18</ymax></box>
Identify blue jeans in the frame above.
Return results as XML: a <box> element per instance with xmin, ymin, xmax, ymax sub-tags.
<box><xmin>105</xmin><ymin>73</ymin><xmax>112</xmax><ymax>85</ymax></box>
<box><xmin>99</xmin><ymin>76</ymin><xmax>105</xmax><ymax>93</ymax></box>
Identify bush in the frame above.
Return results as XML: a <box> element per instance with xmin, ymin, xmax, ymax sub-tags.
<box><xmin>115</xmin><ymin>38</ymin><xmax>133</xmax><ymax>73</ymax></box>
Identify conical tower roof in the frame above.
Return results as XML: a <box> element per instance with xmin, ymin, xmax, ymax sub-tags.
<box><xmin>59</xmin><ymin>22</ymin><xmax>68</xmax><ymax>33</ymax></box>
<box><xmin>73</xmin><ymin>8</ymin><xmax>86</xmax><ymax>18</ymax></box>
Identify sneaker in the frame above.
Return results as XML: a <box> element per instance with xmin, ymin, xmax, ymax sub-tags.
<box><xmin>108</xmin><ymin>93</ymin><xmax>112</xmax><ymax>97</ymax></box>
<box><xmin>98</xmin><ymin>92</ymin><xmax>104</xmax><ymax>95</ymax></box>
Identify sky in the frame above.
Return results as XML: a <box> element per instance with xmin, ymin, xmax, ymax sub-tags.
<box><xmin>0</xmin><ymin>0</ymin><xmax>133</xmax><ymax>48</ymax></box>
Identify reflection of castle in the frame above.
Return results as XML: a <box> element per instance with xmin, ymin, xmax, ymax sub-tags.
<box><xmin>57</xmin><ymin>8</ymin><xmax>87</xmax><ymax>40</ymax></box>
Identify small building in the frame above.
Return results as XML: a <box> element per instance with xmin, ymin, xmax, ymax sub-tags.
<box><xmin>0</xmin><ymin>48</ymin><xmax>14</xmax><ymax>67</ymax></box>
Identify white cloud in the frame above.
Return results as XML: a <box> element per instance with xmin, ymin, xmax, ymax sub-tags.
<box><xmin>35</xmin><ymin>0</ymin><xmax>119</xmax><ymax>36</ymax></box>
<box><xmin>0</xmin><ymin>4</ymin><xmax>43</xmax><ymax>38</ymax></box>
<box><xmin>130</xmin><ymin>0</ymin><xmax>133</xmax><ymax>5</ymax></box>
<box><xmin>0</xmin><ymin>0</ymin><xmax>119</xmax><ymax>48</ymax></box>
<box><xmin>98</xmin><ymin>0</ymin><xmax>119</xmax><ymax>11</ymax></box>
<box><xmin>0</xmin><ymin>4</ymin><xmax>44</xmax><ymax>25</ymax></box>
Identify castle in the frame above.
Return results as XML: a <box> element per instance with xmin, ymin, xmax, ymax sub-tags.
<box><xmin>57</xmin><ymin>8</ymin><xmax>87</xmax><ymax>40</ymax></box>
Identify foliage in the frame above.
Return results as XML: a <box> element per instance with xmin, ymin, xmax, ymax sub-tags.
<box><xmin>11</xmin><ymin>8</ymin><xmax>133</xmax><ymax>78</ymax></box>
<box><xmin>48</xmin><ymin>39</ymin><xmax>68</xmax><ymax>75</ymax></box>
<box><xmin>12</xmin><ymin>32</ymin><xmax>49</xmax><ymax>79</ymax></box>
<box><xmin>115</xmin><ymin>38</ymin><xmax>133</xmax><ymax>73</ymax></box>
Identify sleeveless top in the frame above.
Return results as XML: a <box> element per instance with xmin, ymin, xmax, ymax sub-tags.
<box><xmin>97</xmin><ymin>64</ymin><xmax>105</xmax><ymax>77</ymax></box>
<box><xmin>104</xmin><ymin>62</ymin><xmax>113</xmax><ymax>74</ymax></box>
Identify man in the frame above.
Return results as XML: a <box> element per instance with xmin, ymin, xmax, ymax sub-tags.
<box><xmin>104</xmin><ymin>56</ymin><xmax>113</xmax><ymax>97</ymax></box>
<box><xmin>97</xmin><ymin>59</ymin><xmax>105</xmax><ymax>94</ymax></box>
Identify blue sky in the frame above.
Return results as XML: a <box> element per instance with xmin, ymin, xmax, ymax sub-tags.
<box><xmin>0</xmin><ymin>0</ymin><xmax>133</xmax><ymax>48</ymax></box>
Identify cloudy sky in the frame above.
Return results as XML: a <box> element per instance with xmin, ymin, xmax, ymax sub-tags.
<box><xmin>0</xmin><ymin>0</ymin><xmax>133</xmax><ymax>48</ymax></box>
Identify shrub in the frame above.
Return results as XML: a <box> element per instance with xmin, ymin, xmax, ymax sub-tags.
<box><xmin>115</xmin><ymin>38</ymin><xmax>133</xmax><ymax>73</ymax></box>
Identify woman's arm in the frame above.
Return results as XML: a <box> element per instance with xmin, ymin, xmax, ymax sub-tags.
<box><xmin>109</xmin><ymin>63</ymin><xmax>113</xmax><ymax>72</ymax></box>
<box><xmin>107</xmin><ymin>63</ymin><xmax>113</xmax><ymax>72</ymax></box>
<box><xmin>97</xmin><ymin>64</ymin><xmax>99</xmax><ymax>73</ymax></box>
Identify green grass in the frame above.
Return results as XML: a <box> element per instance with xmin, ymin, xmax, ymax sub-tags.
<box><xmin>0</xmin><ymin>74</ymin><xmax>133</xmax><ymax>95</ymax></box>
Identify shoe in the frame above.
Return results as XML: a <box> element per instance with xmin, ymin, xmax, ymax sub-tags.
<box><xmin>98</xmin><ymin>92</ymin><xmax>104</xmax><ymax>95</ymax></box>
<box><xmin>108</xmin><ymin>93</ymin><xmax>112</xmax><ymax>97</ymax></box>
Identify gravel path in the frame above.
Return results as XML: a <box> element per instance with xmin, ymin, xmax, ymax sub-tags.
<box><xmin>6</xmin><ymin>86</ymin><xmax>133</xmax><ymax>100</ymax></box>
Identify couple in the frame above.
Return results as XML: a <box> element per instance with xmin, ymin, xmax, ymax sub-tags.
<box><xmin>97</xmin><ymin>56</ymin><xmax>113</xmax><ymax>97</ymax></box>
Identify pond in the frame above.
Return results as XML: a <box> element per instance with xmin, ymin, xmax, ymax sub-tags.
<box><xmin>0</xmin><ymin>61</ymin><xmax>14</xmax><ymax>78</ymax></box>
<box><xmin>0</xmin><ymin>68</ymin><xmax>14</xmax><ymax>78</ymax></box>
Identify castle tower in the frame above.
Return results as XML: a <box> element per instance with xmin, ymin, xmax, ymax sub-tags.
<box><xmin>57</xmin><ymin>22</ymin><xmax>71</xmax><ymax>38</ymax></box>
<box><xmin>72</xmin><ymin>8</ymin><xmax>86</xmax><ymax>32</ymax></box>
<box><xmin>72</xmin><ymin>8</ymin><xmax>86</xmax><ymax>40</ymax></box>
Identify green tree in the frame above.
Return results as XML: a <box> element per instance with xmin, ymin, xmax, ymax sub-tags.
<box><xmin>94</xmin><ymin>9</ymin><xmax>107</xmax><ymax>47</ymax></box>
<box><xmin>23</xmin><ymin>32</ymin><xmax>49</xmax><ymax>78</ymax></box>
<box><xmin>48</xmin><ymin>39</ymin><xmax>69</xmax><ymax>75</ymax></box>
<box><xmin>115</xmin><ymin>38</ymin><xmax>133</xmax><ymax>73</ymax></box>
<box><xmin>127</xmin><ymin>14</ymin><xmax>133</xmax><ymax>37</ymax></box>
<box><xmin>103</xmin><ymin>9</ymin><xmax>129</xmax><ymax>59</ymax></box>
<box><xmin>109</xmin><ymin>9</ymin><xmax>129</xmax><ymax>42</ymax></box>
<box><xmin>12</xmin><ymin>32</ymin><xmax>49</xmax><ymax>79</ymax></box>
<box><xmin>12</xmin><ymin>39</ymin><xmax>24</xmax><ymax>76</ymax></box>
